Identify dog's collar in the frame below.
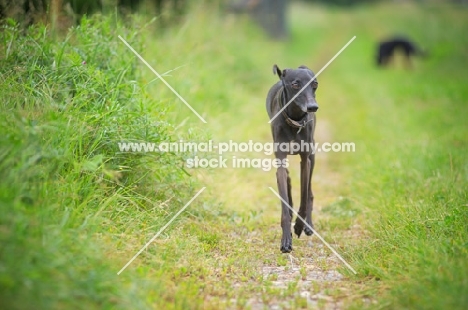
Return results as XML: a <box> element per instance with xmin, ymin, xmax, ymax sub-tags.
<box><xmin>276</xmin><ymin>84</ymin><xmax>313</xmax><ymax>134</ymax></box>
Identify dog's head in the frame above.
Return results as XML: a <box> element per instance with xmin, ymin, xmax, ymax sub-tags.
<box><xmin>273</xmin><ymin>64</ymin><xmax>319</xmax><ymax>113</ymax></box>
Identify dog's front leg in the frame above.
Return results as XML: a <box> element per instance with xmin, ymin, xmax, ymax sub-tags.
<box><xmin>294</xmin><ymin>153</ymin><xmax>310</xmax><ymax>237</ymax></box>
<box><xmin>304</xmin><ymin>153</ymin><xmax>315</xmax><ymax>236</ymax></box>
<box><xmin>276</xmin><ymin>154</ymin><xmax>292</xmax><ymax>253</ymax></box>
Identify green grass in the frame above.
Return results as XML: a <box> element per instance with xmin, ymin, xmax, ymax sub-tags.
<box><xmin>1</xmin><ymin>1</ymin><xmax>467</xmax><ymax>309</ymax></box>
<box><xmin>0</xmin><ymin>16</ymin><xmax>197</xmax><ymax>310</ymax></box>
<box><xmin>299</xmin><ymin>3</ymin><xmax>468</xmax><ymax>309</ymax></box>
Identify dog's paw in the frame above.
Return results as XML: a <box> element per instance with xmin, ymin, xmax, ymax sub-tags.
<box><xmin>304</xmin><ymin>225</ymin><xmax>314</xmax><ymax>236</ymax></box>
<box><xmin>304</xmin><ymin>220</ymin><xmax>314</xmax><ymax>236</ymax></box>
<box><xmin>294</xmin><ymin>221</ymin><xmax>304</xmax><ymax>238</ymax></box>
<box><xmin>280</xmin><ymin>233</ymin><xmax>293</xmax><ymax>253</ymax></box>
<box><xmin>280</xmin><ymin>244</ymin><xmax>293</xmax><ymax>253</ymax></box>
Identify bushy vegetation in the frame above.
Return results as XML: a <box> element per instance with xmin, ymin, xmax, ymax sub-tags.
<box><xmin>0</xmin><ymin>16</ymin><xmax>195</xmax><ymax>309</ymax></box>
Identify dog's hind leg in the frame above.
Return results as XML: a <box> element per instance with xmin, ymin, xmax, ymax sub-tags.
<box><xmin>287</xmin><ymin>168</ymin><xmax>293</xmax><ymax>219</ymax></box>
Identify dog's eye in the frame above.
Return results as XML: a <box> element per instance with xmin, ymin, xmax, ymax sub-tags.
<box><xmin>292</xmin><ymin>82</ymin><xmax>300</xmax><ymax>89</ymax></box>
<box><xmin>312</xmin><ymin>81</ymin><xmax>318</xmax><ymax>93</ymax></box>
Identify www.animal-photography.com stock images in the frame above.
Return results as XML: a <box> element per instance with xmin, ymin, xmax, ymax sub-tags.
<box><xmin>1</xmin><ymin>0</ymin><xmax>467</xmax><ymax>309</ymax></box>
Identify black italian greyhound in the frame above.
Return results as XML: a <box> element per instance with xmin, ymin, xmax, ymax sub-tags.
<box><xmin>266</xmin><ymin>64</ymin><xmax>318</xmax><ymax>253</ymax></box>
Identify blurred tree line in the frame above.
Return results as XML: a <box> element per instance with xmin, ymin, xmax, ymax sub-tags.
<box><xmin>226</xmin><ymin>0</ymin><xmax>381</xmax><ymax>40</ymax></box>
<box><xmin>1</xmin><ymin>0</ymin><xmax>290</xmax><ymax>39</ymax></box>
<box><xmin>1</xmin><ymin>0</ymin><xmax>465</xmax><ymax>37</ymax></box>
<box><xmin>0</xmin><ymin>0</ymin><xmax>191</xmax><ymax>26</ymax></box>
<box><xmin>228</xmin><ymin>0</ymin><xmax>287</xmax><ymax>39</ymax></box>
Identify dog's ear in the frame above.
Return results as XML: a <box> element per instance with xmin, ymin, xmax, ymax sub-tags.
<box><xmin>298</xmin><ymin>65</ymin><xmax>310</xmax><ymax>70</ymax></box>
<box><xmin>272</xmin><ymin>64</ymin><xmax>282</xmax><ymax>79</ymax></box>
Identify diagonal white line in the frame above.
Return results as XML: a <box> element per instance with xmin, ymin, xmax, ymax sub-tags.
<box><xmin>117</xmin><ymin>187</ymin><xmax>206</xmax><ymax>275</ymax></box>
<box><xmin>268</xmin><ymin>187</ymin><xmax>357</xmax><ymax>275</ymax></box>
<box><xmin>146</xmin><ymin>64</ymin><xmax>189</xmax><ymax>86</ymax></box>
<box><xmin>268</xmin><ymin>36</ymin><xmax>356</xmax><ymax>124</ymax></box>
<box><xmin>118</xmin><ymin>35</ymin><xmax>207</xmax><ymax>124</ymax></box>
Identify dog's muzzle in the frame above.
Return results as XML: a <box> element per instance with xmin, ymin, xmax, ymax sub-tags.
<box><xmin>307</xmin><ymin>103</ymin><xmax>319</xmax><ymax>112</ymax></box>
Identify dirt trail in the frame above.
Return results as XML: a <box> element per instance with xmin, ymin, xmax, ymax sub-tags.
<box><xmin>201</xmin><ymin>34</ymin><xmax>361</xmax><ymax>307</ymax></box>
<box><xmin>248</xmin><ymin>120</ymin><xmax>352</xmax><ymax>309</ymax></box>
<box><xmin>202</xmin><ymin>113</ymin><xmax>358</xmax><ymax>308</ymax></box>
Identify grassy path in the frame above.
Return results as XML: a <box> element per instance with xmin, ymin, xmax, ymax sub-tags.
<box><xmin>113</xmin><ymin>2</ymin><xmax>467</xmax><ymax>308</ymax></box>
<box><xmin>139</xmin><ymin>2</ymin><xmax>467</xmax><ymax>308</ymax></box>
<box><xmin>134</xmin><ymin>4</ymin><xmax>375</xmax><ymax>308</ymax></box>
<box><xmin>152</xmin><ymin>6</ymin><xmax>365</xmax><ymax>305</ymax></box>
<box><xmin>200</xmin><ymin>109</ymin><xmax>357</xmax><ymax>309</ymax></box>
<box><xmin>200</xmin><ymin>6</ymin><xmax>368</xmax><ymax>308</ymax></box>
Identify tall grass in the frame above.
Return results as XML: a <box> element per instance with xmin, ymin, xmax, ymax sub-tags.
<box><xmin>0</xmin><ymin>16</ymin><xmax>195</xmax><ymax>309</ymax></box>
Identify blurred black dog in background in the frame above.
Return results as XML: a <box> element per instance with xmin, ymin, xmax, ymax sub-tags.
<box><xmin>376</xmin><ymin>37</ymin><xmax>427</xmax><ymax>67</ymax></box>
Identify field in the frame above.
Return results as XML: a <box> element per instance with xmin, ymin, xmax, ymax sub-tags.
<box><xmin>1</xmin><ymin>1</ymin><xmax>467</xmax><ymax>309</ymax></box>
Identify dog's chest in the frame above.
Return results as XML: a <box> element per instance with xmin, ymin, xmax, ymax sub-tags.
<box><xmin>277</xmin><ymin>122</ymin><xmax>314</xmax><ymax>142</ymax></box>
